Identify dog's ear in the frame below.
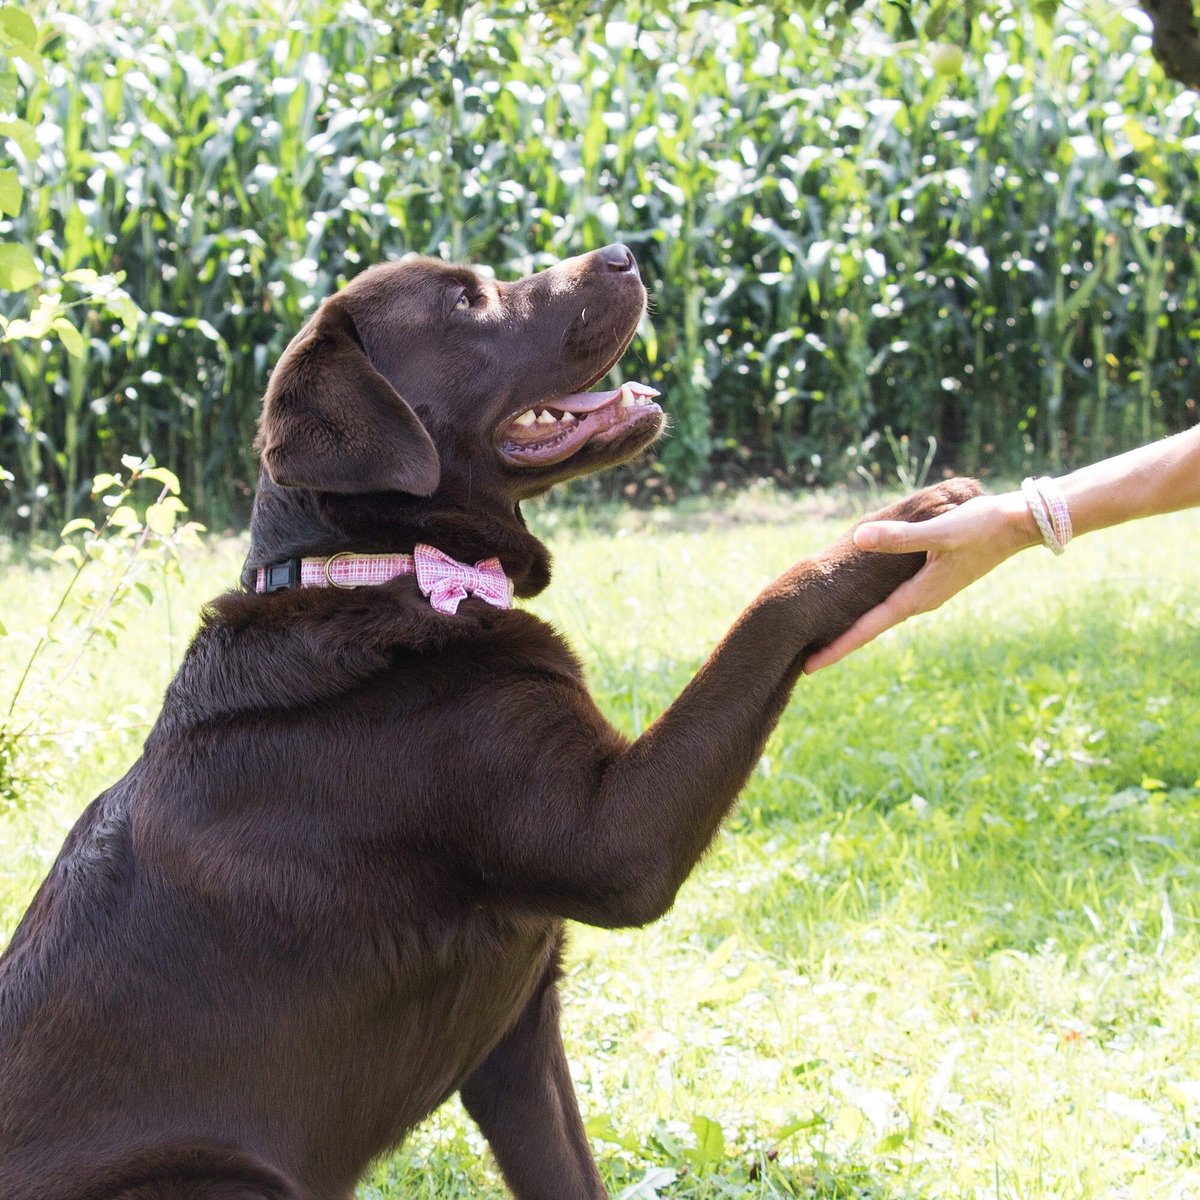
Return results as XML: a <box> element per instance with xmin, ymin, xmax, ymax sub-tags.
<box><xmin>257</xmin><ymin>300</ymin><xmax>440</xmax><ymax>495</ymax></box>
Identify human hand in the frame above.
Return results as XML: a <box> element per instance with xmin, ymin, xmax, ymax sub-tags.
<box><xmin>803</xmin><ymin>491</ymin><xmax>1039</xmax><ymax>673</ymax></box>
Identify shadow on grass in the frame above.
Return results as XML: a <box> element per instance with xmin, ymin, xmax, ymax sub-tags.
<box><xmin>603</xmin><ymin>588</ymin><xmax>1200</xmax><ymax>960</ymax></box>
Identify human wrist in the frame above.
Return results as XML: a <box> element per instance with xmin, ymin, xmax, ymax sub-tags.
<box><xmin>1000</xmin><ymin>489</ymin><xmax>1044</xmax><ymax>552</ymax></box>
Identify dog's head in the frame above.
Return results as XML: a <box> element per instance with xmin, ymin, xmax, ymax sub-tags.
<box><xmin>246</xmin><ymin>245</ymin><xmax>663</xmax><ymax>595</ymax></box>
<box><xmin>257</xmin><ymin>245</ymin><xmax>662</xmax><ymax>505</ymax></box>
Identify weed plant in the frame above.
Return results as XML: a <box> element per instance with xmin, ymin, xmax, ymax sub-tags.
<box><xmin>0</xmin><ymin>457</ymin><xmax>202</xmax><ymax>807</ymax></box>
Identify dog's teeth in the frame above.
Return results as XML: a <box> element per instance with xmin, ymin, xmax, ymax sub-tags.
<box><xmin>561</xmin><ymin>412</ymin><xmax>576</xmax><ymax>423</ymax></box>
<box><xmin>536</xmin><ymin>410</ymin><xmax>557</xmax><ymax>425</ymax></box>
<box><xmin>514</xmin><ymin>410</ymin><xmax>536</xmax><ymax>427</ymax></box>
<box><xmin>619</xmin><ymin>385</ymin><xmax>635</xmax><ymax>408</ymax></box>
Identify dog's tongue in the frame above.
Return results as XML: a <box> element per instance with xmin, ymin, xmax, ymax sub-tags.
<box><xmin>551</xmin><ymin>381</ymin><xmax>660</xmax><ymax>413</ymax></box>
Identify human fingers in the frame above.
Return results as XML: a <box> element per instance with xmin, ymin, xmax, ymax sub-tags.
<box><xmin>853</xmin><ymin>505</ymin><xmax>971</xmax><ymax>554</ymax></box>
<box><xmin>854</xmin><ymin>520</ymin><xmax>931</xmax><ymax>553</ymax></box>
<box><xmin>855</xmin><ymin>492</ymin><xmax>1036</xmax><ymax>558</ymax></box>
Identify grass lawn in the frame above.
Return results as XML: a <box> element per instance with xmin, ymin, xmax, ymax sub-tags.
<box><xmin>2</xmin><ymin>488</ymin><xmax>1199</xmax><ymax>1199</ymax></box>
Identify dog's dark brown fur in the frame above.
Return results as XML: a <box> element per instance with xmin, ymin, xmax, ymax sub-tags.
<box><xmin>0</xmin><ymin>245</ymin><xmax>979</xmax><ymax>1200</ymax></box>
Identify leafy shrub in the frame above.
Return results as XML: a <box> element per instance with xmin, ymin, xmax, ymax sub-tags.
<box><xmin>0</xmin><ymin>456</ymin><xmax>202</xmax><ymax>806</ymax></box>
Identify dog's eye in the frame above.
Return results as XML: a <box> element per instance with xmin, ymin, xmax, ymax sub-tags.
<box><xmin>452</xmin><ymin>290</ymin><xmax>471</xmax><ymax>311</ymax></box>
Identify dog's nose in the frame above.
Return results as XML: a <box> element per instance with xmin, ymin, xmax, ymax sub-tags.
<box><xmin>597</xmin><ymin>243</ymin><xmax>638</xmax><ymax>275</ymax></box>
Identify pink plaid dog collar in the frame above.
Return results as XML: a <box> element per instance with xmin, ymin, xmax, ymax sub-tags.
<box><xmin>255</xmin><ymin>545</ymin><xmax>513</xmax><ymax>616</ymax></box>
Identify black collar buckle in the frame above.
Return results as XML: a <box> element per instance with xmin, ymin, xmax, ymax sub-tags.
<box><xmin>262</xmin><ymin>558</ymin><xmax>302</xmax><ymax>592</ymax></box>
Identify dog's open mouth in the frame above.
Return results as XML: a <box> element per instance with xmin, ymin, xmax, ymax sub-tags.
<box><xmin>499</xmin><ymin>382</ymin><xmax>663</xmax><ymax>467</ymax></box>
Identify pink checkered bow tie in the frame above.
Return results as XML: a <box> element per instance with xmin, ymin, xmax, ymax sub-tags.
<box><xmin>414</xmin><ymin>544</ymin><xmax>512</xmax><ymax>616</ymax></box>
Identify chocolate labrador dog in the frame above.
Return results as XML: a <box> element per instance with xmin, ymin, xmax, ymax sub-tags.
<box><xmin>0</xmin><ymin>244</ymin><xmax>977</xmax><ymax>1200</ymax></box>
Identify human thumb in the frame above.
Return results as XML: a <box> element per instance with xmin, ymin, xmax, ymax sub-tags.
<box><xmin>853</xmin><ymin>521</ymin><xmax>916</xmax><ymax>553</ymax></box>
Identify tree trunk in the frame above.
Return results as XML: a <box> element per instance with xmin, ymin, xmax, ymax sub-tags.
<box><xmin>1142</xmin><ymin>0</ymin><xmax>1200</xmax><ymax>87</ymax></box>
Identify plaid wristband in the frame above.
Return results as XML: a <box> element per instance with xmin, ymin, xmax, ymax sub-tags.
<box><xmin>1021</xmin><ymin>476</ymin><xmax>1072</xmax><ymax>555</ymax></box>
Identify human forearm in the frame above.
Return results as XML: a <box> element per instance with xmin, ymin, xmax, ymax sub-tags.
<box><xmin>1054</xmin><ymin>425</ymin><xmax>1200</xmax><ymax>537</ymax></box>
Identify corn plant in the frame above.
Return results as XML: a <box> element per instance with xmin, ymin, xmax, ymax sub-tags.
<box><xmin>0</xmin><ymin>0</ymin><xmax>1196</xmax><ymax>528</ymax></box>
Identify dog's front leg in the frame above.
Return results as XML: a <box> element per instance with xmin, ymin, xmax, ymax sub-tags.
<box><xmin>576</xmin><ymin>480</ymin><xmax>982</xmax><ymax>926</ymax></box>
<box><xmin>466</xmin><ymin>480</ymin><xmax>980</xmax><ymax>930</ymax></box>
<box><xmin>459</xmin><ymin>966</ymin><xmax>605</xmax><ymax>1200</ymax></box>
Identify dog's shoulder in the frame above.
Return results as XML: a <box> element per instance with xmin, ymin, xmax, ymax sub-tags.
<box><xmin>156</xmin><ymin>583</ymin><xmax>584</xmax><ymax>730</ymax></box>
